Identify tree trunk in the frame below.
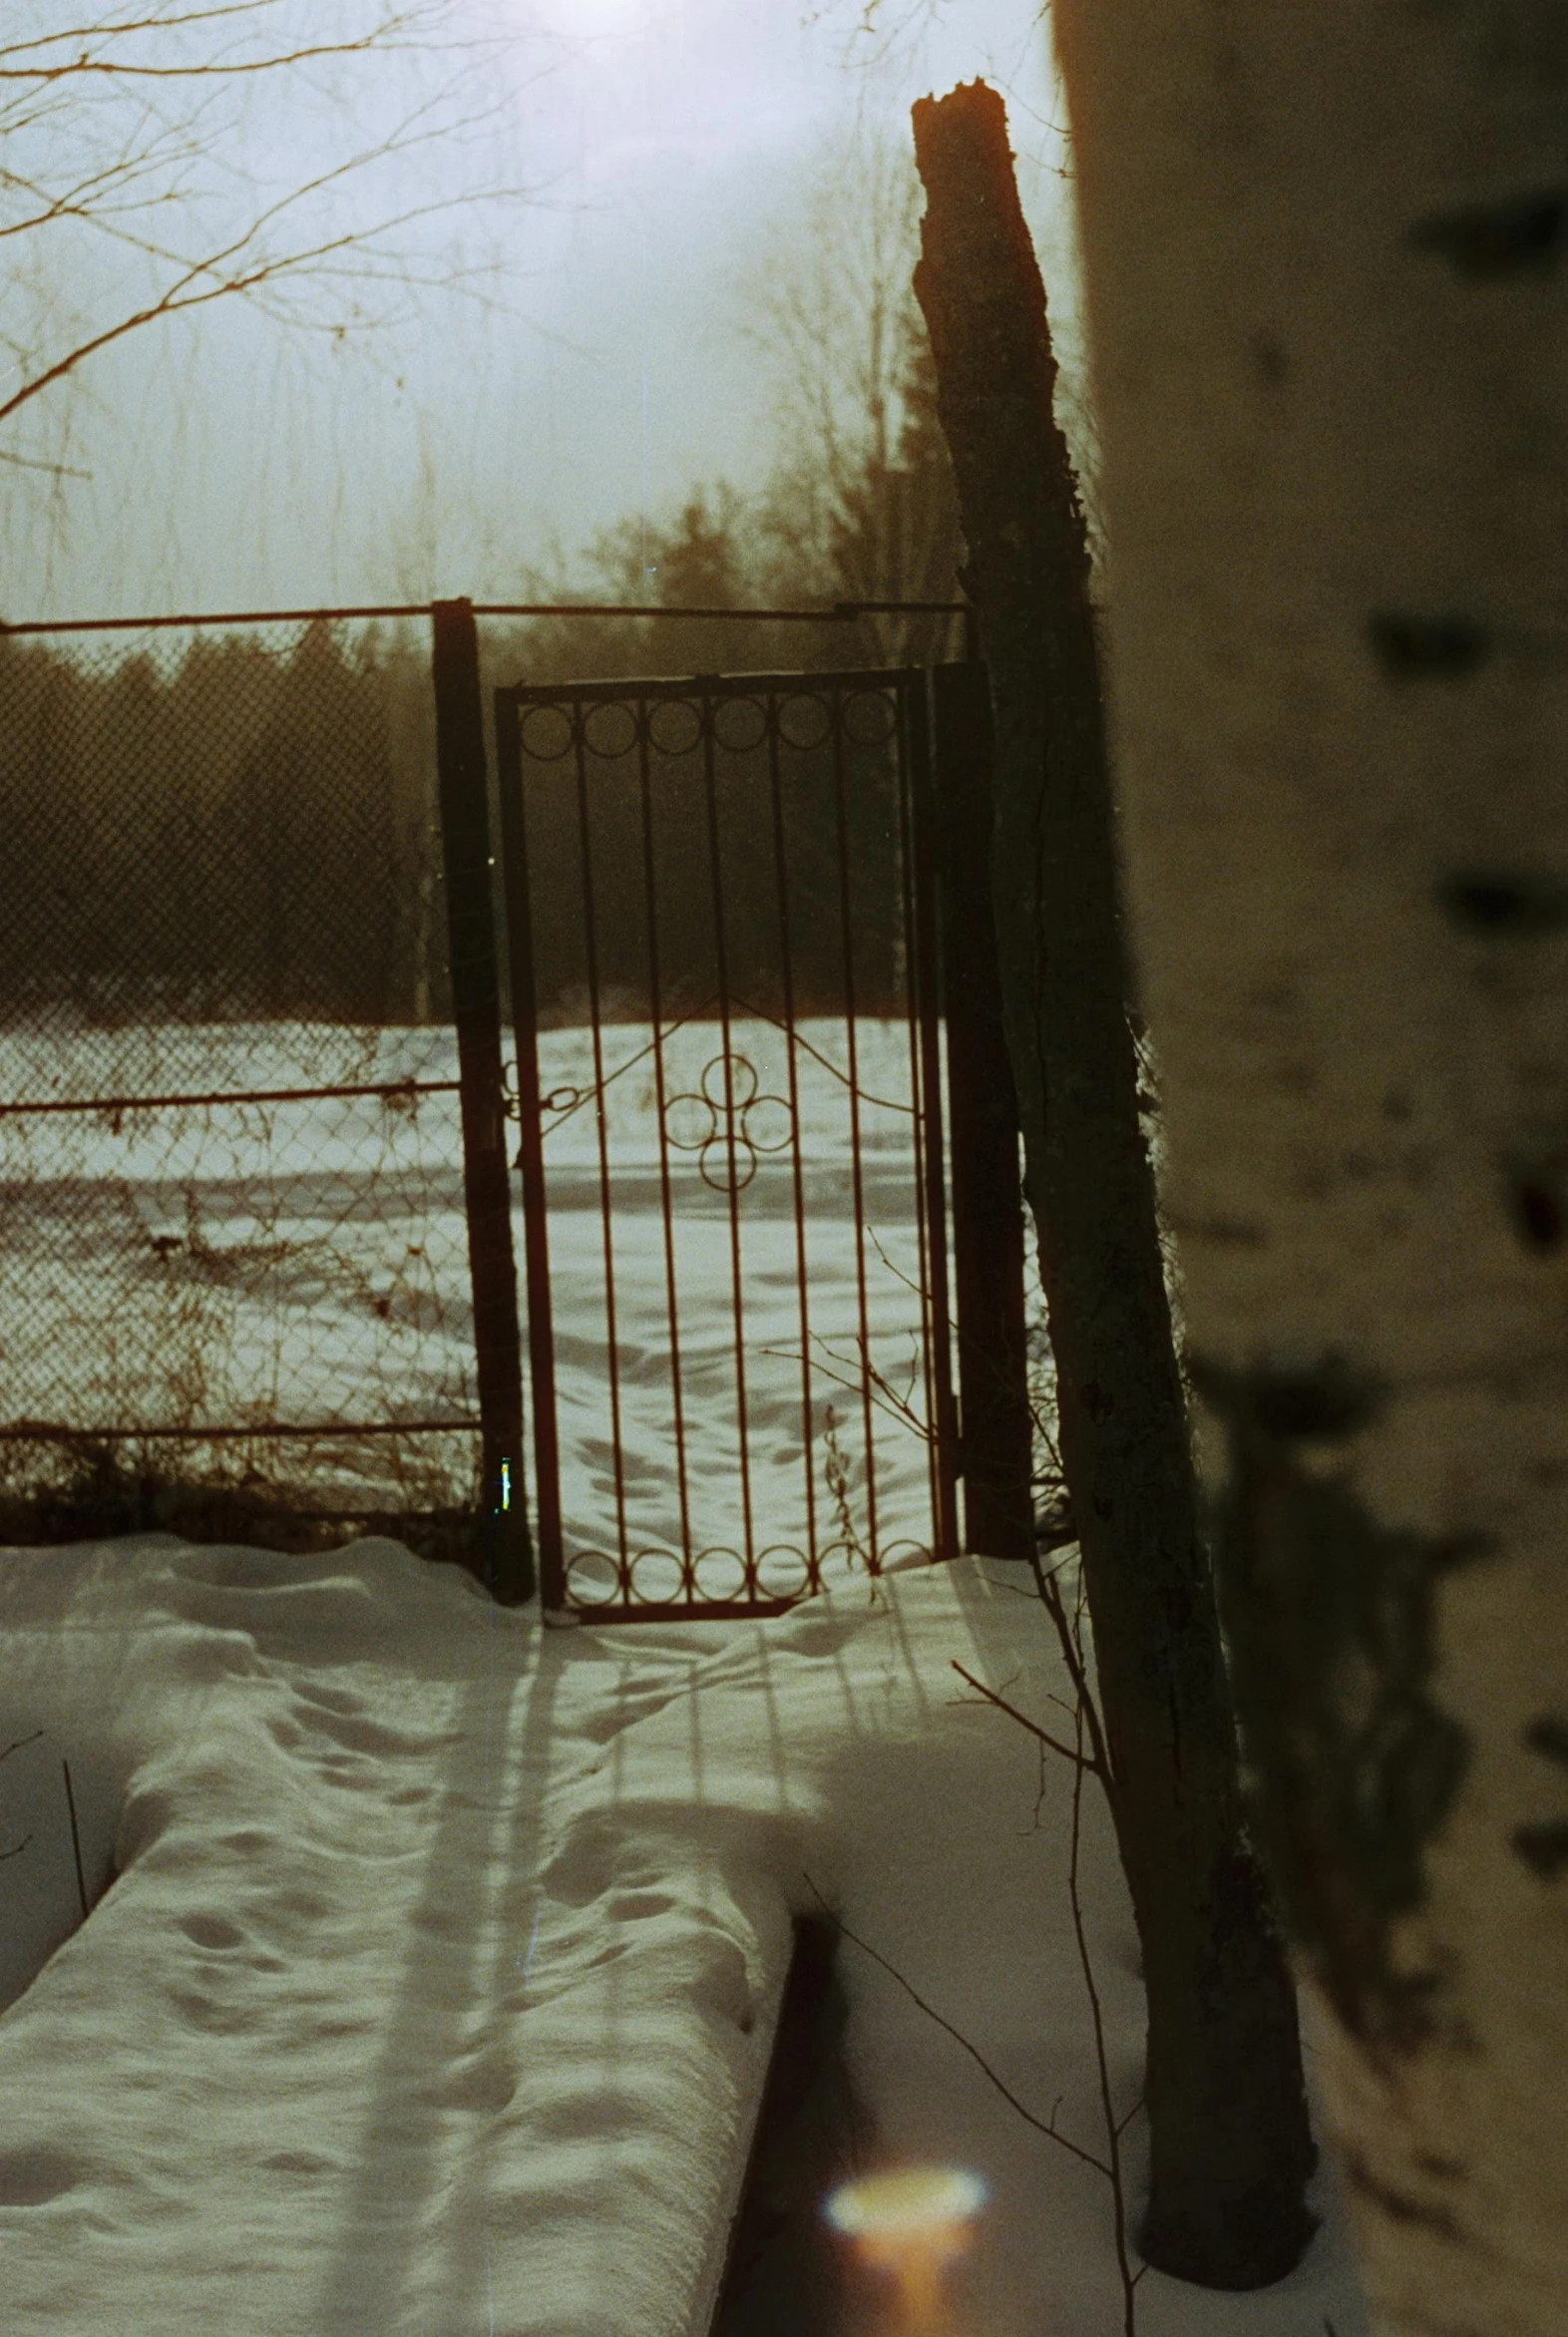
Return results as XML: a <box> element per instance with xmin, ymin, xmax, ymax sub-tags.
<box><xmin>1050</xmin><ymin>10</ymin><xmax>1568</xmax><ymax>2335</ymax></box>
<box><xmin>911</xmin><ymin>80</ymin><xmax>1316</xmax><ymax>2289</ymax></box>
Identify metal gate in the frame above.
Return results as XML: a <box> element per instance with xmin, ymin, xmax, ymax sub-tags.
<box><xmin>494</xmin><ymin>665</ymin><xmax>965</xmax><ymax>1619</ymax></box>
<box><xmin>0</xmin><ymin>597</ymin><xmax>1029</xmax><ymax>1613</ymax></box>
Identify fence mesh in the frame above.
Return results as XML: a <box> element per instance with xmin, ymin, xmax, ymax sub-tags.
<box><xmin>0</xmin><ymin>616</ymin><xmax>483</xmax><ymax>1552</ymax></box>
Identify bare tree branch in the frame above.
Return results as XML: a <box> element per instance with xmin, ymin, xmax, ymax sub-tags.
<box><xmin>801</xmin><ymin>1870</ymin><xmax>1113</xmax><ymax>2178</ymax></box>
<box><xmin>0</xmin><ymin>2</ymin><xmax>453</xmax><ymax>77</ymax></box>
<box><xmin>951</xmin><ymin>1657</ymin><xmax>1101</xmax><ymax>1775</ymax></box>
<box><xmin>0</xmin><ymin>0</ymin><xmax>534</xmax><ymax>459</ymax></box>
<box><xmin>0</xmin><ymin>2</ymin><xmax>351</xmax><ymax>61</ymax></box>
<box><xmin>0</xmin><ymin>445</ymin><xmax>91</xmax><ymax>475</ymax></box>
<box><xmin>1066</xmin><ymin>1689</ymin><xmax>1141</xmax><ymax>2336</ymax></box>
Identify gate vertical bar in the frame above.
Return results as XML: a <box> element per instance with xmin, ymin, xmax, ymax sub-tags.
<box><xmin>829</xmin><ymin>690</ymin><xmax>880</xmax><ymax>1570</ymax></box>
<box><xmin>430</xmin><ymin>598</ymin><xmax>534</xmax><ymax>1605</ymax></box>
<box><xmin>931</xmin><ymin>658</ymin><xmax>1033</xmax><ymax>1560</ymax></box>
<box><xmin>905</xmin><ymin>672</ymin><xmax>961</xmax><ymax>1562</ymax></box>
<box><xmin>700</xmin><ymin>690</ymin><xmax>756</xmax><ymax>1579</ymax></box>
<box><xmin>635</xmin><ymin>727</ymin><xmax>696</xmax><ymax>1588</ymax></box>
<box><xmin>573</xmin><ymin>720</ymin><xmax>632</xmax><ymax>1594</ymax></box>
<box><xmin>895</xmin><ymin>676</ymin><xmax>944</xmax><ymax>1546</ymax></box>
<box><xmin>493</xmin><ymin>687</ymin><xmax>566</xmax><ymax>1609</ymax></box>
<box><xmin>765</xmin><ymin>706</ymin><xmax>821</xmax><ymax>1590</ymax></box>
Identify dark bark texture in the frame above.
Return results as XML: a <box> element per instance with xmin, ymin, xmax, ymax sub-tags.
<box><xmin>911</xmin><ymin>80</ymin><xmax>1317</xmax><ymax>2288</ymax></box>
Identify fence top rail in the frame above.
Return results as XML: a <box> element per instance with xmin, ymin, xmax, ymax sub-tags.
<box><xmin>0</xmin><ymin>1075</ymin><xmax>463</xmax><ymax>1121</ymax></box>
<box><xmin>497</xmin><ymin>664</ymin><xmax>930</xmax><ymax>709</ymax></box>
<box><xmin>0</xmin><ymin>597</ymin><xmax>971</xmax><ymax>641</ymax></box>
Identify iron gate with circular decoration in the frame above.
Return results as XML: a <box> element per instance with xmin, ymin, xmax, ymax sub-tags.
<box><xmin>493</xmin><ymin>666</ymin><xmax>960</xmax><ymax>1618</ymax></box>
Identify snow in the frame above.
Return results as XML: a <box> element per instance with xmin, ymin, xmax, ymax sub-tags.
<box><xmin>0</xmin><ymin>1535</ymin><xmax>1371</xmax><ymax>2335</ymax></box>
<box><xmin>1</xmin><ymin>1008</ymin><xmax>1367</xmax><ymax>2328</ymax></box>
<box><xmin>529</xmin><ymin>1015</ymin><xmax>945</xmax><ymax>1596</ymax></box>
<box><xmin>2</xmin><ymin>1015</ymin><xmax>945</xmax><ymax>1561</ymax></box>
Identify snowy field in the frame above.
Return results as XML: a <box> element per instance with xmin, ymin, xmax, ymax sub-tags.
<box><xmin>1</xmin><ymin>1013</ymin><xmax>1367</xmax><ymax>2330</ymax></box>
<box><xmin>0</xmin><ymin>1019</ymin><xmax>480</xmax><ymax>1485</ymax></box>
<box><xmin>524</xmin><ymin>1013</ymin><xmax>945</xmax><ymax>1601</ymax></box>
<box><xmin>0</xmin><ymin>1536</ymin><xmax>1370</xmax><ymax>2336</ymax></box>
<box><xmin>1</xmin><ymin>1017</ymin><xmax>946</xmax><ymax>1583</ymax></box>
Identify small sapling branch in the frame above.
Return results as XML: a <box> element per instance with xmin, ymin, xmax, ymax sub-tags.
<box><xmin>951</xmin><ymin>1659</ymin><xmax>1099</xmax><ymax>1776</ymax></box>
<box><xmin>0</xmin><ymin>1730</ymin><xmax>44</xmax><ymax>1866</ymax></box>
<box><xmin>1067</xmin><ymin>1680</ymin><xmax>1140</xmax><ymax>2336</ymax></box>
<box><xmin>800</xmin><ymin>1873</ymin><xmax>1111</xmax><ymax>2179</ymax></box>
<box><xmin>62</xmin><ymin>1759</ymin><xmax>90</xmax><ymax>1923</ymax></box>
<box><xmin>961</xmin><ymin>1574</ymin><xmax>1148</xmax><ymax>2328</ymax></box>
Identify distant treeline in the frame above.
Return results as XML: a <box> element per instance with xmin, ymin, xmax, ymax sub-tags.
<box><xmin>0</xmin><ymin>620</ymin><xmax>438</xmax><ymax>1029</ymax></box>
<box><xmin>512</xmin><ymin>685</ymin><xmax>910</xmax><ymax>1028</ymax></box>
<box><xmin>0</xmin><ymin>604</ymin><xmax>923</xmax><ymax>1034</ymax></box>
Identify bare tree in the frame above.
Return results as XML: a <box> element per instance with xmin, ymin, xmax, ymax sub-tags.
<box><xmin>1</xmin><ymin>2</ymin><xmax>528</xmax><ymax>482</ymax></box>
<box><xmin>742</xmin><ymin>130</ymin><xmax>919</xmax><ymax>526</ymax></box>
<box><xmin>736</xmin><ymin>128</ymin><xmax>964</xmax><ymax>665</ymax></box>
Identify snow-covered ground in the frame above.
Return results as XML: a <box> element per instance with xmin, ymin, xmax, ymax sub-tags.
<box><xmin>2</xmin><ymin>1012</ymin><xmax>1368</xmax><ymax>2328</ymax></box>
<box><xmin>0</xmin><ymin>1020</ymin><xmax>478</xmax><ymax>1482</ymax></box>
<box><xmin>528</xmin><ymin>1014</ymin><xmax>945</xmax><ymax>1600</ymax></box>
<box><xmin>1</xmin><ymin>1017</ymin><xmax>946</xmax><ymax>1581</ymax></box>
<box><xmin>0</xmin><ymin>1535</ymin><xmax>1370</xmax><ymax>2336</ymax></box>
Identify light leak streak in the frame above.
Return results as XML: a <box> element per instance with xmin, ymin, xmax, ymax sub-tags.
<box><xmin>826</xmin><ymin>2165</ymin><xmax>988</xmax><ymax>2334</ymax></box>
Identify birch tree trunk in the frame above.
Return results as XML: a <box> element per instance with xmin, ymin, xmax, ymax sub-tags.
<box><xmin>1052</xmin><ymin>10</ymin><xmax>1568</xmax><ymax>2334</ymax></box>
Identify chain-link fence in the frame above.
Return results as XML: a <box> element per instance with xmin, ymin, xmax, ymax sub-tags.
<box><xmin>0</xmin><ymin>615</ymin><xmax>484</xmax><ymax>1554</ymax></box>
<box><xmin>0</xmin><ymin>592</ymin><xmax>1006</xmax><ymax>1610</ymax></box>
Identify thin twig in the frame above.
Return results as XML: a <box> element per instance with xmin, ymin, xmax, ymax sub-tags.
<box><xmin>1067</xmin><ymin>1695</ymin><xmax>1140</xmax><ymax>2336</ymax></box>
<box><xmin>1031</xmin><ymin>1553</ymin><xmax>1117</xmax><ymax>1822</ymax></box>
<box><xmin>0</xmin><ymin>1834</ymin><xmax>31</xmax><ymax>1863</ymax></box>
<box><xmin>821</xmin><ymin>1403</ymin><xmax>878</xmax><ymax>1585</ymax></box>
<box><xmin>801</xmin><ymin>1873</ymin><xmax>1111</xmax><ymax>2178</ymax></box>
<box><xmin>951</xmin><ymin>1660</ymin><xmax>1100</xmax><ymax>1775</ymax></box>
<box><xmin>0</xmin><ymin>1730</ymin><xmax>44</xmax><ymax>1766</ymax></box>
<box><xmin>758</xmin><ymin>1342</ymin><xmax>927</xmax><ymax>1445</ymax></box>
<box><xmin>866</xmin><ymin>1219</ymin><xmax>932</xmax><ymax>1307</ymax></box>
<box><xmin>972</xmin><ymin>1560</ymin><xmax>1149</xmax><ymax>2325</ymax></box>
<box><xmin>62</xmin><ymin>1759</ymin><xmax>89</xmax><ymax>1923</ymax></box>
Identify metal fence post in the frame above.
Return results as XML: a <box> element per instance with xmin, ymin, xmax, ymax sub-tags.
<box><xmin>492</xmin><ymin>686</ymin><xmax>566</xmax><ymax>1612</ymax></box>
<box><xmin>431</xmin><ymin>598</ymin><xmax>535</xmax><ymax>1605</ymax></box>
<box><xmin>906</xmin><ymin>671</ymin><xmax>962</xmax><ymax>1564</ymax></box>
<box><xmin>932</xmin><ymin>658</ymin><xmax>1035</xmax><ymax>1560</ymax></box>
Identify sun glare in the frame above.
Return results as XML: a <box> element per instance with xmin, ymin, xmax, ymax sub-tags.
<box><xmin>535</xmin><ymin>0</ymin><xmax>646</xmax><ymax>35</ymax></box>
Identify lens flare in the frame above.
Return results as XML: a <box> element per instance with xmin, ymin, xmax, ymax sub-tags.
<box><xmin>826</xmin><ymin>2166</ymin><xmax>987</xmax><ymax>2332</ymax></box>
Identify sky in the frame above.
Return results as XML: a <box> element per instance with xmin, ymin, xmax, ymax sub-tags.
<box><xmin>5</xmin><ymin>0</ymin><xmax>1068</xmax><ymax>620</ymax></box>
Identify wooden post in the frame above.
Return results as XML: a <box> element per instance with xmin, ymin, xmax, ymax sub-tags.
<box><xmin>933</xmin><ymin>659</ymin><xmax>1034</xmax><ymax>1560</ymax></box>
<box><xmin>914</xmin><ymin>81</ymin><xmax>1314</xmax><ymax>2287</ymax></box>
<box><xmin>431</xmin><ymin>598</ymin><xmax>534</xmax><ymax>1606</ymax></box>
